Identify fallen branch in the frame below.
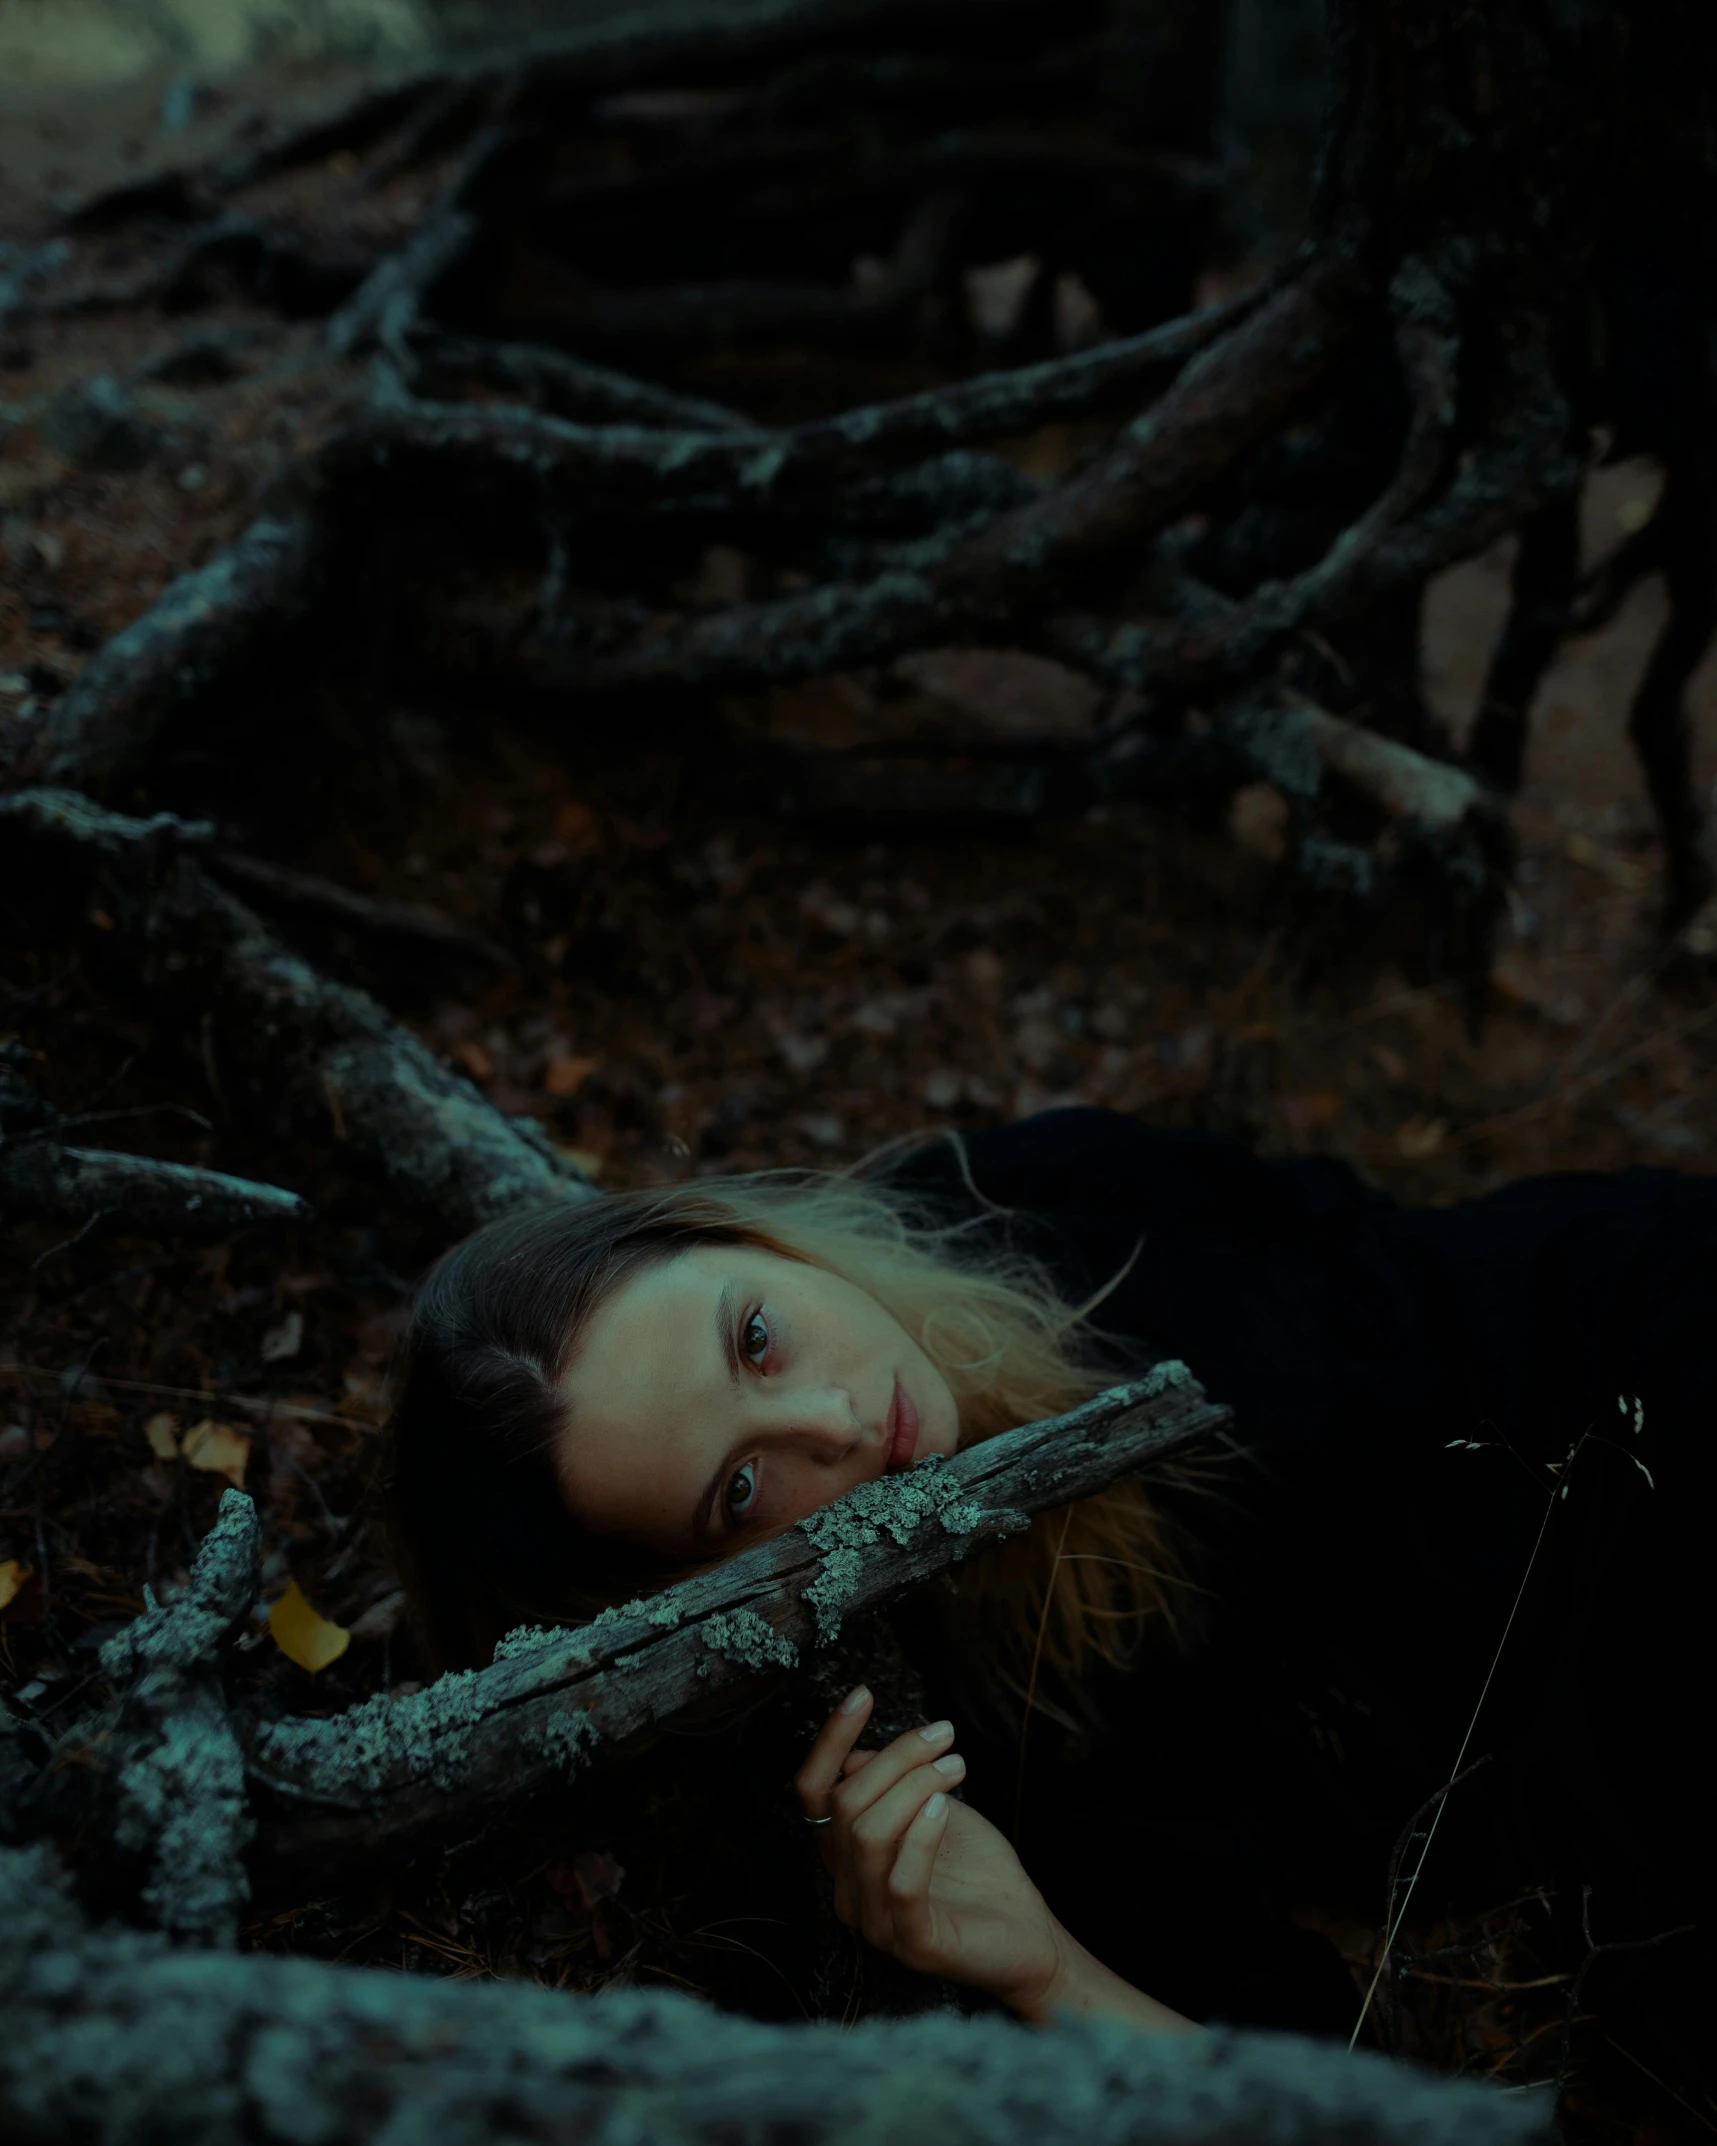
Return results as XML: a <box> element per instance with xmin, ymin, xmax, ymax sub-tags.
<box><xmin>88</xmin><ymin>1490</ymin><xmax>261</xmax><ymax>1948</ymax></box>
<box><xmin>0</xmin><ymin>1142</ymin><xmax>310</xmax><ymax>1240</ymax></box>
<box><xmin>241</xmin><ymin>1367</ymin><xmax>1226</xmax><ymax>1888</ymax></box>
<box><xmin>0</xmin><ymin>1840</ymin><xmax>1546</xmax><ymax>2146</ymax></box>
<box><xmin>0</xmin><ymin>790</ymin><xmax>594</xmax><ymax>1236</ymax></box>
<box><xmin>1297</xmin><ymin>702</ymin><xmax>1495</xmax><ymax>832</ymax></box>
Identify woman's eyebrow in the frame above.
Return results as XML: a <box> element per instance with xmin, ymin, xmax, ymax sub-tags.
<box><xmin>714</xmin><ymin>1281</ymin><xmax>741</xmax><ymax>1385</ymax></box>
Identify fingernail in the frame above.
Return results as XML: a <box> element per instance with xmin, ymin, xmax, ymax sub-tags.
<box><xmin>918</xmin><ymin>1719</ymin><xmax>954</xmax><ymax>1743</ymax></box>
<box><xmin>932</xmin><ymin>1753</ymin><xmax>964</xmax><ymax>1776</ymax></box>
<box><xmin>840</xmin><ymin>1686</ymin><xmax>871</xmax><ymax>1715</ymax></box>
<box><xmin>926</xmin><ymin>1792</ymin><xmax>948</xmax><ymax>1818</ymax></box>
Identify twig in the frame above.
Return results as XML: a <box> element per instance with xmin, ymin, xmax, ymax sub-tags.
<box><xmin>1348</xmin><ymin>1441</ymin><xmax>1587</xmax><ymax>2049</ymax></box>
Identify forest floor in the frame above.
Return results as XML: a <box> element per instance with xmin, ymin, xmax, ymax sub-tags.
<box><xmin>3</xmin><ymin>57</ymin><xmax>1714</xmax><ymax>2145</ymax></box>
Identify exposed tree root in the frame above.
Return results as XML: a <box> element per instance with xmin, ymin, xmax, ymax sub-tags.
<box><xmin>27</xmin><ymin>517</ymin><xmax>320</xmax><ymax>802</ymax></box>
<box><xmin>0</xmin><ymin>791</ymin><xmax>594</xmax><ymax>1235</ymax></box>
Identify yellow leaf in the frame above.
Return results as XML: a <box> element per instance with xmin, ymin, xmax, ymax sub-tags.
<box><xmin>556</xmin><ymin>1145</ymin><xmax>605</xmax><ymax>1180</ymax></box>
<box><xmin>181</xmin><ymin>1418</ymin><xmax>250</xmax><ymax>1490</ymax></box>
<box><xmin>1563</xmin><ymin>830</ymin><xmax>1646</xmax><ymax>893</ymax></box>
<box><xmin>144</xmin><ymin>1411</ymin><xmax>180</xmax><ymax>1461</ymax></box>
<box><xmin>268</xmin><ymin>1580</ymin><xmax>350</xmax><ymax>1675</ymax></box>
<box><xmin>542</xmin><ymin>1053</ymin><xmax>597</xmax><ymax>1098</ymax></box>
<box><xmin>1395</xmin><ymin>1114</ymin><xmax>1449</xmax><ymax>1160</ymax></box>
<box><xmin>0</xmin><ymin>1559</ymin><xmax>31</xmax><ymax>1613</ymax></box>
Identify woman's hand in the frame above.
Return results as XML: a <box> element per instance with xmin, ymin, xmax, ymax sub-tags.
<box><xmin>793</xmin><ymin>1685</ymin><xmax>1063</xmax><ymax>2017</ymax></box>
<box><xmin>794</xmin><ymin>1687</ymin><xmax>1201</xmax><ymax>2035</ymax></box>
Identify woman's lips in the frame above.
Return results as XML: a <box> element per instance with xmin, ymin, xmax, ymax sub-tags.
<box><xmin>884</xmin><ymin>1375</ymin><xmax>920</xmax><ymax>1473</ymax></box>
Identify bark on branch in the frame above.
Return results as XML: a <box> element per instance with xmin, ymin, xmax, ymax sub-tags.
<box><xmin>243</xmin><ymin>1367</ymin><xmax>1227</xmax><ymax>1890</ymax></box>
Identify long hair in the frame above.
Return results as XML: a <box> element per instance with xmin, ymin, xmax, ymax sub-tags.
<box><xmin>386</xmin><ymin>1157</ymin><xmax>1189</xmax><ymax>1715</ymax></box>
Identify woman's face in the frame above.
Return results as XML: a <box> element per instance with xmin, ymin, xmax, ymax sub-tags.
<box><xmin>553</xmin><ymin>1245</ymin><xmax>961</xmax><ymax>1562</ymax></box>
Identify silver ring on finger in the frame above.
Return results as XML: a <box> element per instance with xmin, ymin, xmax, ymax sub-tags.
<box><xmin>803</xmin><ymin>1813</ymin><xmax>834</xmax><ymax>1827</ymax></box>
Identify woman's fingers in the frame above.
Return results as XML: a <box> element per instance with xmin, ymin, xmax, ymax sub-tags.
<box><xmin>793</xmin><ymin>1685</ymin><xmax>873</xmax><ymax>1818</ymax></box>
<box><xmin>884</xmin><ymin>1788</ymin><xmax>953</xmax><ymax>1959</ymax></box>
<box><xmin>830</xmin><ymin>1719</ymin><xmax>956</xmax><ymax>1829</ymax></box>
<box><xmin>848</xmin><ymin>1753</ymin><xmax>965</xmax><ymax>1931</ymax></box>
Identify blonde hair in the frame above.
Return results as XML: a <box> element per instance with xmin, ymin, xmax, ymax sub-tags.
<box><xmin>390</xmin><ymin>1147</ymin><xmax>1194</xmax><ymax>1711</ymax></box>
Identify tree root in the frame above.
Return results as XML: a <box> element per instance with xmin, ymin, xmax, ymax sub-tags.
<box><xmin>547</xmin><ymin>262</ymin><xmax>1357</xmax><ymax>693</ymax></box>
<box><xmin>408</xmin><ymin>331</ymin><xmax>755</xmax><ymax>432</ymax></box>
<box><xmin>27</xmin><ymin>516</ymin><xmax>319</xmax><ymax>802</ymax></box>
<box><xmin>0</xmin><ymin>790</ymin><xmax>594</xmax><ymax>1235</ymax></box>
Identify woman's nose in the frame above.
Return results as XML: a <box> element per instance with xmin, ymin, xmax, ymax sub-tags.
<box><xmin>769</xmin><ymin>1385</ymin><xmax>862</xmax><ymax>1458</ymax></box>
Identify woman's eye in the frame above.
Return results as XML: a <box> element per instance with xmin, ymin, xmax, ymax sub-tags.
<box><xmin>723</xmin><ymin>1460</ymin><xmax>759</xmax><ymax>1523</ymax></box>
<box><xmin>740</xmin><ymin>1310</ymin><xmax>770</xmax><ymax>1366</ymax></box>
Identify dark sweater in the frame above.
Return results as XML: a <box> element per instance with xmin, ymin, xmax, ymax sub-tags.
<box><xmin>883</xmin><ymin>1109</ymin><xmax>1716</xmax><ymax>2044</ymax></box>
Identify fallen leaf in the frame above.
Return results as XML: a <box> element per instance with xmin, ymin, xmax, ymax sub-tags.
<box><xmin>1395</xmin><ymin>1114</ymin><xmax>1449</xmax><ymax>1159</ymax></box>
<box><xmin>260</xmin><ymin>1310</ymin><xmax>304</xmax><ymax>1363</ymax></box>
<box><xmin>1278</xmin><ymin>1091</ymin><xmax>1343</xmax><ymax>1133</ymax></box>
<box><xmin>556</xmin><ymin>1144</ymin><xmax>605</xmax><ymax>1179</ymax></box>
<box><xmin>1372</xmin><ymin>1044</ymin><xmax>1408</xmax><ymax>1083</ymax></box>
<box><xmin>451</xmin><ymin>1038</ymin><xmax>495</xmax><ymax>1083</ymax></box>
<box><xmin>181</xmin><ymin>1418</ymin><xmax>250</xmax><ymax>1490</ymax></box>
<box><xmin>1228</xmin><ymin>781</ymin><xmax>1290</xmax><ymax>863</ymax></box>
<box><xmin>0</xmin><ymin>1559</ymin><xmax>31</xmax><ymax>1613</ymax></box>
<box><xmin>143</xmin><ymin>1410</ymin><xmax>180</xmax><ymax>1460</ymax></box>
<box><xmin>268</xmin><ymin>1579</ymin><xmax>350</xmax><ymax>1674</ymax></box>
<box><xmin>542</xmin><ymin>1053</ymin><xmax>597</xmax><ymax>1098</ymax></box>
<box><xmin>1563</xmin><ymin>830</ymin><xmax>1646</xmax><ymax>893</ymax></box>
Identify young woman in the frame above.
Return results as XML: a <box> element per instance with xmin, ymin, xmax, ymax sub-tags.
<box><xmin>389</xmin><ymin>1107</ymin><xmax>1716</xmax><ymax>2073</ymax></box>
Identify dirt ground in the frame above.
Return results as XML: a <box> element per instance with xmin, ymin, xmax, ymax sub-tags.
<box><xmin>3</xmin><ymin>56</ymin><xmax>1714</xmax><ymax>2138</ymax></box>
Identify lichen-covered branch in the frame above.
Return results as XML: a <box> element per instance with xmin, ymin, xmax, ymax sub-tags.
<box><xmin>246</xmin><ymin>1368</ymin><xmax>1227</xmax><ymax>1889</ymax></box>
<box><xmin>0</xmin><ymin>1842</ymin><xmax>1545</xmax><ymax>2146</ymax></box>
<box><xmin>0</xmin><ymin>789</ymin><xmax>594</xmax><ymax>1236</ymax></box>
<box><xmin>90</xmin><ymin>1489</ymin><xmax>261</xmax><ymax>1947</ymax></box>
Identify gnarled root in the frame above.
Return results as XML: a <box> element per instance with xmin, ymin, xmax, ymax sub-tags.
<box><xmin>0</xmin><ymin>790</ymin><xmax>595</xmax><ymax>1236</ymax></box>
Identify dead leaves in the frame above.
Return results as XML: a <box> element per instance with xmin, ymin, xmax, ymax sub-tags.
<box><xmin>0</xmin><ymin>1558</ymin><xmax>31</xmax><ymax>1613</ymax></box>
<box><xmin>143</xmin><ymin>1410</ymin><xmax>251</xmax><ymax>1488</ymax></box>
<box><xmin>268</xmin><ymin>1578</ymin><xmax>350</xmax><ymax>1674</ymax></box>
